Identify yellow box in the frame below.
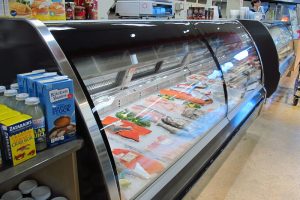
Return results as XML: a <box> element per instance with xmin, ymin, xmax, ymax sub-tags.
<box><xmin>1</xmin><ymin>114</ymin><xmax>36</xmax><ymax>166</ymax></box>
<box><xmin>0</xmin><ymin>110</ymin><xmax>20</xmax><ymax>121</ymax></box>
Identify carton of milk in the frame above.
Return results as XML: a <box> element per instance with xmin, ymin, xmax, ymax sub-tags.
<box><xmin>17</xmin><ymin>70</ymin><xmax>46</xmax><ymax>93</ymax></box>
<box><xmin>27</xmin><ymin>72</ymin><xmax>58</xmax><ymax>97</ymax></box>
<box><xmin>36</xmin><ymin>76</ymin><xmax>76</xmax><ymax>147</ymax></box>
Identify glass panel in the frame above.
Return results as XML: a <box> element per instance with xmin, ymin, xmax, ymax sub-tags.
<box><xmin>198</xmin><ymin>22</ymin><xmax>262</xmax><ymax>111</ymax></box>
<box><xmin>266</xmin><ymin>24</ymin><xmax>293</xmax><ymax>63</ymax></box>
<box><xmin>70</xmin><ymin>31</ymin><xmax>226</xmax><ymax>199</ymax></box>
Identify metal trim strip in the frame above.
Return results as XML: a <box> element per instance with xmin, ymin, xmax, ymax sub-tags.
<box><xmin>26</xmin><ymin>19</ymin><xmax>120</xmax><ymax>200</ymax></box>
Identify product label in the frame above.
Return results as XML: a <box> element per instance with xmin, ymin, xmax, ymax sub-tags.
<box><xmin>32</xmin><ymin>117</ymin><xmax>46</xmax><ymax>151</ymax></box>
<box><xmin>49</xmin><ymin>88</ymin><xmax>70</xmax><ymax>103</ymax></box>
<box><xmin>1</xmin><ymin>116</ymin><xmax>36</xmax><ymax>166</ymax></box>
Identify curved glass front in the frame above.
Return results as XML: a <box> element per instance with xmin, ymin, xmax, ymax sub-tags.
<box><xmin>194</xmin><ymin>21</ymin><xmax>263</xmax><ymax>112</ymax></box>
<box><xmin>264</xmin><ymin>23</ymin><xmax>294</xmax><ymax>64</ymax></box>
<box><xmin>50</xmin><ymin>21</ymin><xmax>227</xmax><ymax>200</ymax></box>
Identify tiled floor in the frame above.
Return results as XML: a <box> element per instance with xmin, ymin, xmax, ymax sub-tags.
<box><xmin>183</xmin><ymin>70</ymin><xmax>300</xmax><ymax>200</ymax></box>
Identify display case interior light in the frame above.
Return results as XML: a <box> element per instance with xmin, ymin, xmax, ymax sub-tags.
<box><xmin>234</xmin><ymin>49</ymin><xmax>249</xmax><ymax>61</ymax></box>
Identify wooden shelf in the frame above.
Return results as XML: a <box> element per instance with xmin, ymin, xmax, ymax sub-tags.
<box><xmin>0</xmin><ymin>139</ymin><xmax>83</xmax><ymax>186</ymax></box>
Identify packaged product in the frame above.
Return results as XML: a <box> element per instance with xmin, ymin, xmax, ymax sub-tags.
<box><xmin>15</xmin><ymin>93</ymin><xmax>29</xmax><ymax>113</ymax></box>
<box><xmin>24</xmin><ymin>97</ymin><xmax>47</xmax><ymax>152</ymax></box>
<box><xmin>10</xmin><ymin>83</ymin><xmax>19</xmax><ymax>91</ymax></box>
<box><xmin>17</xmin><ymin>70</ymin><xmax>46</xmax><ymax>93</ymax></box>
<box><xmin>0</xmin><ymin>110</ymin><xmax>20</xmax><ymax>168</ymax></box>
<box><xmin>3</xmin><ymin>89</ymin><xmax>18</xmax><ymax>109</ymax></box>
<box><xmin>36</xmin><ymin>76</ymin><xmax>76</xmax><ymax>147</ymax></box>
<box><xmin>0</xmin><ymin>86</ymin><xmax>6</xmax><ymax>104</ymax></box>
<box><xmin>48</xmin><ymin>0</ymin><xmax>66</xmax><ymax>20</ymax></box>
<box><xmin>27</xmin><ymin>72</ymin><xmax>58</xmax><ymax>97</ymax></box>
<box><xmin>1</xmin><ymin>114</ymin><xmax>36</xmax><ymax>166</ymax></box>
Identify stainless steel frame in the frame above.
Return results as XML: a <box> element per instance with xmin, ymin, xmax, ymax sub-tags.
<box><xmin>0</xmin><ymin>19</ymin><xmax>272</xmax><ymax>200</ymax></box>
<box><xmin>26</xmin><ymin>19</ymin><xmax>120</xmax><ymax>200</ymax></box>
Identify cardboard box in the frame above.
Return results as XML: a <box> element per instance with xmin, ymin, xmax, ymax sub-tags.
<box><xmin>36</xmin><ymin>76</ymin><xmax>76</xmax><ymax>147</ymax></box>
<box><xmin>27</xmin><ymin>72</ymin><xmax>58</xmax><ymax>97</ymax></box>
<box><xmin>17</xmin><ymin>70</ymin><xmax>45</xmax><ymax>93</ymax></box>
<box><xmin>1</xmin><ymin>114</ymin><xmax>36</xmax><ymax>166</ymax></box>
<box><xmin>7</xmin><ymin>0</ymin><xmax>66</xmax><ymax>20</ymax></box>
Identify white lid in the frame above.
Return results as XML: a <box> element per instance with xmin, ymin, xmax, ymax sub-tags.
<box><xmin>16</xmin><ymin>93</ymin><xmax>29</xmax><ymax>101</ymax></box>
<box><xmin>25</xmin><ymin>97</ymin><xmax>40</xmax><ymax>105</ymax></box>
<box><xmin>1</xmin><ymin>190</ymin><xmax>22</xmax><ymax>200</ymax></box>
<box><xmin>10</xmin><ymin>83</ymin><xmax>19</xmax><ymax>90</ymax></box>
<box><xmin>0</xmin><ymin>86</ymin><xmax>6</xmax><ymax>93</ymax></box>
<box><xmin>18</xmin><ymin>179</ymin><xmax>38</xmax><ymax>194</ymax></box>
<box><xmin>51</xmin><ymin>197</ymin><xmax>68</xmax><ymax>200</ymax></box>
<box><xmin>4</xmin><ymin>89</ymin><xmax>18</xmax><ymax>97</ymax></box>
<box><xmin>32</xmin><ymin>69</ymin><xmax>46</xmax><ymax>73</ymax></box>
<box><xmin>31</xmin><ymin>186</ymin><xmax>51</xmax><ymax>200</ymax></box>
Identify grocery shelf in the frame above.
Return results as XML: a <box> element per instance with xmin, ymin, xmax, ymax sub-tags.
<box><xmin>0</xmin><ymin>139</ymin><xmax>83</xmax><ymax>186</ymax></box>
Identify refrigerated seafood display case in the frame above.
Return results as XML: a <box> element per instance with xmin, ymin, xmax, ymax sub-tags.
<box><xmin>263</xmin><ymin>21</ymin><xmax>295</xmax><ymax>75</ymax></box>
<box><xmin>0</xmin><ymin>19</ymin><xmax>280</xmax><ymax>200</ymax></box>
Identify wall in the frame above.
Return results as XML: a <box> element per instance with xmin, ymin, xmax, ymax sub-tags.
<box><xmin>98</xmin><ymin>0</ymin><xmax>115</xmax><ymax>19</ymax></box>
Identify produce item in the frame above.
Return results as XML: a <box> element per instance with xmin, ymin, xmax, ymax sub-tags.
<box><xmin>3</xmin><ymin>89</ymin><xmax>18</xmax><ymax>109</ymax></box>
<box><xmin>24</xmin><ymin>97</ymin><xmax>46</xmax><ymax>152</ymax></box>
<box><xmin>144</xmin><ymin>96</ymin><xmax>185</xmax><ymax>113</ymax></box>
<box><xmin>102</xmin><ymin>116</ymin><xmax>151</xmax><ymax>142</ymax></box>
<box><xmin>175</xmin><ymin>82</ymin><xmax>208</xmax><ymax>90</ymax></box>
<box><xmin>184</xmin><ymin>102</ymin><xmax>201</xmax><ymax>109</ymax></box>
<box><xmin>116</xmin><ymin>109</ymin><xmax>151</xmax><ymax>127</ymax></box>
<box><xmin>119</xmin><ymin>179</ymin><xmax>131</xmax><ymax>187</ymax></box>
<box><xmin>161</xmin><ymin>116</ymin><xmax>187</xmax><ymax>129</ymax></box>
<box><xmin>18</xmin><ymin>180</ymin><xmax>38</xmax><ymax>195</ymax></box>
<box><xmin>1</xmin><ymin>114</ymin><xmax>36</xmax><ymax>166</ymax></box>
<box><xmin>15</xmin><ymin>93</ymin><xmax>29</xmax><ymax>113</ymax></box>
<box><xmin>157</xmin><ymin>122</ymin><xmax>180</xmax><ymax>134</ymax></box>
<box><xmin>36</xmin><ymin>76</ymin><xmax>76</xmax><ymax>147</ymax></box>
<box><xmin>146</xmin><ymin>135</ymin><xmax>191</xmax><ymax>160</ymax></box>
<box><xmin>158</xmin><ymin>94</ymin><xmax>175</xmax><ymax>101</ymax></box>
<box><xmin>1</xmin><ymin>190</ymin><xmax>22</xmax><ymax>200</ymax></box>
<box><xmin>31</xmin><ymin>186</ymin><xmax>51</xmax><ymax>200</ymax></box>
<box><xmin>0</xmin><ymin>86</ymin><xmax>6</xmax><ymax>104</ymax></box>
<box><xmin>113</xmin><ymin>148</ymin><xmax>164</xmax><ymax>174</ymax></box>
<box><xmin>130</xmin><ymin>105</ymin><xmax>165</xmax><ymax>123</ymax></box>
<box><xmin>17</xmin><ymin>70</ymin><xmax>45</xmax><ymax>93</ymax></box>
<box><xmin>160</xmin><ymin>89</ymin><xmax>213</xmax><ymax>105</ymax></box>
<box><xmin>182</xmin><ymin>107</ymin><xmax>205</xmax><ymax>120</ymax></box>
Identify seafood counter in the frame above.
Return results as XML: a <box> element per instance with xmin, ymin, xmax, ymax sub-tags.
<box><xmin>43</xmin><ymin>20</ymin><xmax>279</xmax><ymax>200</ymax></box>
<box><xmin>99</xmin><ymin>71</ymin><xmax>226</xmax><ymax>199</ymax></box>
<box><xmin>262</xmin><ymin>22</ymin><xmax>295</xmax><ymax>75</ymax></box>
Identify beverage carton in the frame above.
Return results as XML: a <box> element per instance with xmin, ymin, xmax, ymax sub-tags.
<box><xmin>17</xmin><ymin>70</ymin><xmax>46</xmax><ymax>93</ymax></box>
<box><xmin>1</xmin><ymin>114</ymin><xmax>36</xmax><ymax>166</ymax></box>
<box><xmin>27</xmin><ymin>72</ymin><xmax>58</xmax><ymax>97</ymax></box>
<box><xmin>36</xmin><ymin>76</ymin><xmax>76</xmax><ymax>147</ymax></box>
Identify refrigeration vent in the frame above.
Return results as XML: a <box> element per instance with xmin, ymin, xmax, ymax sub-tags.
<box><xmin>159</xmin><ymin>55</ymin><xmax>184</xmax><ymax>72</ymax></box>
<box><xmin>85</xmin><ymin>72</ymin><xmax>119</xmax><ymax>94</ymax></box>
<box><xmin>132</xmin><ymin>63</ymin><xmax>157</xmax><ymax>80</ymax></box>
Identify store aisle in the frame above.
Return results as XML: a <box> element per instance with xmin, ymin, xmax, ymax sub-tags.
<box><xmin>184</xmin><ymin>71</ymin><xmax>300</xmax><ymax>200</ymax></box>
